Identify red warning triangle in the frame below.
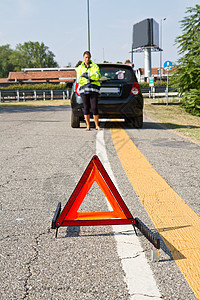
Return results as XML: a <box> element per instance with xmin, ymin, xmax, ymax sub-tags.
<box><xmin>56</xmin><ymin>155</ymin><xmax>135</xmax><ymax>227</ymax></box>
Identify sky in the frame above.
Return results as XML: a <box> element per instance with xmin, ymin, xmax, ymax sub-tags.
<box><xmin>0</xmin><ymin>0</ymin><xmax>199</xmax><ymax>70</ymax></box>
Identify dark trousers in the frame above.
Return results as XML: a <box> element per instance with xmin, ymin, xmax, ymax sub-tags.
<box><xmin>81</xmin><ymin>94</ymin><xmax>99</xmax><ymax>115</ymax></box>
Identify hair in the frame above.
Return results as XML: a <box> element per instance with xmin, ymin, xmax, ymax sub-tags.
<box><xmin>83</xmin><ymin>51</ymin><xmax>91</xmax><ymax>57</ymax></box>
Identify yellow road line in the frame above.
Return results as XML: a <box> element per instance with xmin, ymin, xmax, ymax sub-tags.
<box><xmin>111</xmin><ymin>127</ymin><xmax>200</xmax><ymax>298</ymax></box>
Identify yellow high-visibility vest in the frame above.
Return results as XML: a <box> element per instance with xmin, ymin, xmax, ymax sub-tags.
<box><xmin>76</xmin><ymin>60</ymin><xmax>101</xmax><ymax>94</ymax></box>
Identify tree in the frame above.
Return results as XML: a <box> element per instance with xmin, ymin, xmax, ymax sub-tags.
<box><xmin>0</xmin><ymin>45</ymin><xmax>15</xmax><ymax>77</ymax></box>
<box><xmin>10</xmin><ymin>41</ymin><xmax>59</xmax><ymax>71</ymax></box>
<box><xmin>171</xmin><ymin>4</ymin><xmax>200</xmax><ymax>115</ymax></box>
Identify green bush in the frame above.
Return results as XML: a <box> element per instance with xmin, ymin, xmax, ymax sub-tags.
<box><xmin>139</xmin><ymin>81</ymin><xmax>169</xmax><ymax>88</ymax></box>
<box><xmin>170</xmin><ymin>5</ymin><xmax>200</xmax><ymax>116</ymax></box>
<box><xmin>181</xmin><ymin>88</ymin><xmax>200</xmax><ymax>116</ymax></box>
<box><xmin>139</xmin><ymin>82</ymin><xmax>149</xmax><ymax>88</ymax></box>
<box><xmin>0</xmin><ymin>83</ymin><xmax>67</xmax><ymax>90</ymax></box>
<box><xmin>155</xmin><ymin>81</ymin><xmax>168</xmax><ymax>87</ymax></box>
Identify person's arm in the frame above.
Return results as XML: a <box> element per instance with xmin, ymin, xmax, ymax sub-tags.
<box><xmin>90</xmin><ymin>64</ymin><xmax>101</xmax><ymax>82</ymax></box>
<box><xmin>76</xmin><ymin>66</ymin><xmax>81</xmax><ymax>83</ymax></box>
<box><xmin>76</xmin><ymin>66</ymin><xmax>88</xmax><ymax>85</ymax></box>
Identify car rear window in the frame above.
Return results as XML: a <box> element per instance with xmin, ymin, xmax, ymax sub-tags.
<box><xmin>99</xmin><ymin>67</ymin><xmax>134</xmax><ymax>82</ymax></box>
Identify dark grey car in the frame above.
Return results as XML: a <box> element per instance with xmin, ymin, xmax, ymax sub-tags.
<box><xmin>71</xmin><ymin>63</ymin><xmax>143</xmax><ymax>128</ymax></box>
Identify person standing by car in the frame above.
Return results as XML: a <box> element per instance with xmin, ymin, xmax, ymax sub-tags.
<box><xmin>76</xmin><ymin>51</ymin><xmax>102</xmax><ymax>130</ymax></box>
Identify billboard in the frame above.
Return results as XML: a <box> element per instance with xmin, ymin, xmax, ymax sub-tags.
<box><xmin>132</xmin><ymin>18</ymin><xmax>159</xmax><ymax>49</ymax></box>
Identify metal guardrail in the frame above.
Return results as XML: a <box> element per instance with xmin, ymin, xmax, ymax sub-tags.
<box><xmin>0</xmin><ymin>89</ymin><xmax>71</xmax><ymax>103</ymax></box>
<box><xmin>0</xmin><ymin>87</ymin><xmax>181</xmax><ymax>104</ymax></box>
<box><xmin>141</xmin><ymin>87</ymin><xmax>182</xmax><ymax>104</ymax></box>
<box><xmin>141</xmin><ymin>87</ymin><xmax>180</xmax><ymax>94</ymax></box>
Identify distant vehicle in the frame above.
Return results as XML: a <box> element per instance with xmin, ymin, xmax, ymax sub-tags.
<box><xmin>71</xmin><ymin>63</ymin><xmax>144</xmax><ymax>128</ymax></box>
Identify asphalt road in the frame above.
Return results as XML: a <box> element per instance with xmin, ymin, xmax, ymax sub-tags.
<box><xmin>0</xmin><ymin>106</ymin><xmax>199</xmax><ymax>299</ymax></box>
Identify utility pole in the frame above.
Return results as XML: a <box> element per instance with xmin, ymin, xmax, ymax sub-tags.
<box><xmin>160</xmin><ymin>18</ymin><xmax>166</xmax><ymax>81</ymax></box>
<box><xmin>131</xmin><ymin>25</ymin><xmax>134</xmax><ymax>63</ymax></box>
<box><xmin>87</xmin><ymin>0</ymin><xmax>91</xmax><ymax>52</ymax></box>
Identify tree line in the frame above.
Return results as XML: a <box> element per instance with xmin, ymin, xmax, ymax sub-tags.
<box><xmin>0</xmin><ymin>41</ymin><xmax>58</xmax><ymax>78</ymax></box>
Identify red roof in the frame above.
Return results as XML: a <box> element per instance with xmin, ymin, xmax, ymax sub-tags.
<box><xmin>137</xmin><ymin>67</ymin><xmax>173</xmax><ymax>76</ymax></box>
<box><xmin>0</xmin><ymin>78</ymin><xmax>8</xmax><ymax>83</ymax></box>
<box><xmin>8</xmin><ymin>69</ymin><xmax>76</xmax><ymax>82</ymax></box>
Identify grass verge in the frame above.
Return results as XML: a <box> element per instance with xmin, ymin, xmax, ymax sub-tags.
<box><xmin>144</xmin><ymin>98</ymin><xmax>200</xmax><ymax>145</ymax></box>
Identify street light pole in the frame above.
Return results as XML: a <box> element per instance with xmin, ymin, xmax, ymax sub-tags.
<box><xmin>87</xmin><ymin>0</ymin><xmax>91</xmax><ymax>52</ymax></box>
<box><xmin>160</xmin><ymin>17</ymin><xmax>166</xmax><ymax>81</ymax></box>
<box><xmin>131</xmin><ymin>25</ymin><xmax>134</xmax><ymax>63</ymax></box>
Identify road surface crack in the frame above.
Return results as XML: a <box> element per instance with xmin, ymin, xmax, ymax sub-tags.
<box><xmin>130</xmin><ymin>293</ymin><xmax>162</xmax><ymax>299</ymax></box>
<box><xmin>122</xmin><ymin>251</ymin><xmax>145</xmax><ymax>260</ymax></box>
<box><xmin>23</xmin><ymin>229</ymin><xmax>50</xmax><ymax>299</ymax></box>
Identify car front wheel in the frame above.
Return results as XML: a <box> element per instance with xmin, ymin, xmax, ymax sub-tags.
<box><xmin>71</xmin><ymin>110</ymin><xmax>80</xmax><ymax>128</ymax></box>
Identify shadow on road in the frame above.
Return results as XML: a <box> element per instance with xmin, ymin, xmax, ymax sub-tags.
<box><xmin>0</xmin><ymin>105</ymin><xmax>71</xmax><ymax>114</ymax></box>
<box><xmin>1</xmin><ymin>105</ymin><xmax>199</xmax><ymax>131</ymax></box>
<box><xmin>57</xmin><ymin>224</ymin><xmax>185</xmax><ymax>263</ymax></box>
<box><xmin>99</xmin><ymin>120</ymin><xmax>200</xmax><ymax>131</ymax></box>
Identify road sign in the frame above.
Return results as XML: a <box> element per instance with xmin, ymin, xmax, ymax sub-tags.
<box><xmin>163</xmin><ymin>60</ymin><xmax>173</xmax><ymax>71</ymax></box>
<box><xmin>149</xmin><ymin>77</ymin><xmax>154</xmax><ymax>87</ymax></box>
<box><xmin>51</xmin><ymin>155</ymin><xmax>161</xmax><ymax>249</ymax></box>
<box><xmin>163</xmin><ymin>61</ymin><xmax>172</xmax><ymax>105</ymax></box>
<box><xmin>53</xmin><ymin>155</ymin><xmax>135</xmax><ymax>228</ymax></box>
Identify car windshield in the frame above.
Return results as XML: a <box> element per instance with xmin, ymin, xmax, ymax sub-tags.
<box><xmin>100</xmin><ymin>67</ymin><xmax>133</xmax><ymax>82</ymax></box>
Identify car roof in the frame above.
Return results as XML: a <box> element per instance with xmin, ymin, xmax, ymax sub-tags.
<box><xmin>97</xmin><ymin>63</ymin><xmax>133</xmax><ymax>70</ymax></box>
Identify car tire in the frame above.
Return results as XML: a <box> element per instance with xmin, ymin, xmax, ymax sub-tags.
<box><xmin>125</xmin><ymin>115</ymin><xmax>143</xmax><ymax>128</ymax></box>
<box><xmin>71</xmin><ymin>111</ymin><xmax>80</xmax><ymax>128</ymax></box>
<box><xmin>132</xmin><ymin>115</ymin><xmax>143</xmax><ymax>128</ymax></box>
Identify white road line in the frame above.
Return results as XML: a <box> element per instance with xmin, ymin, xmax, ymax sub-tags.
<box><xmin>96</xmin><ymin>129</ymin><xmax>161</xmax><ymax>300</ymax></box>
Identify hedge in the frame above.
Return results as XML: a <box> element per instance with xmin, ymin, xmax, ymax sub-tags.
<box><xmin>0</xmin><ymin>83</ymin><xmax>67</xmax><ymax>90</ymax></box>
<box><xmin>139</xmin><ymin>81</ymin><xmax>169</xmax><ymax>88</ymax></box>
<box><xmin>0</xmin><ymin>81</ymin><xmax>174</xmax><ymax>91</ymax></box>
